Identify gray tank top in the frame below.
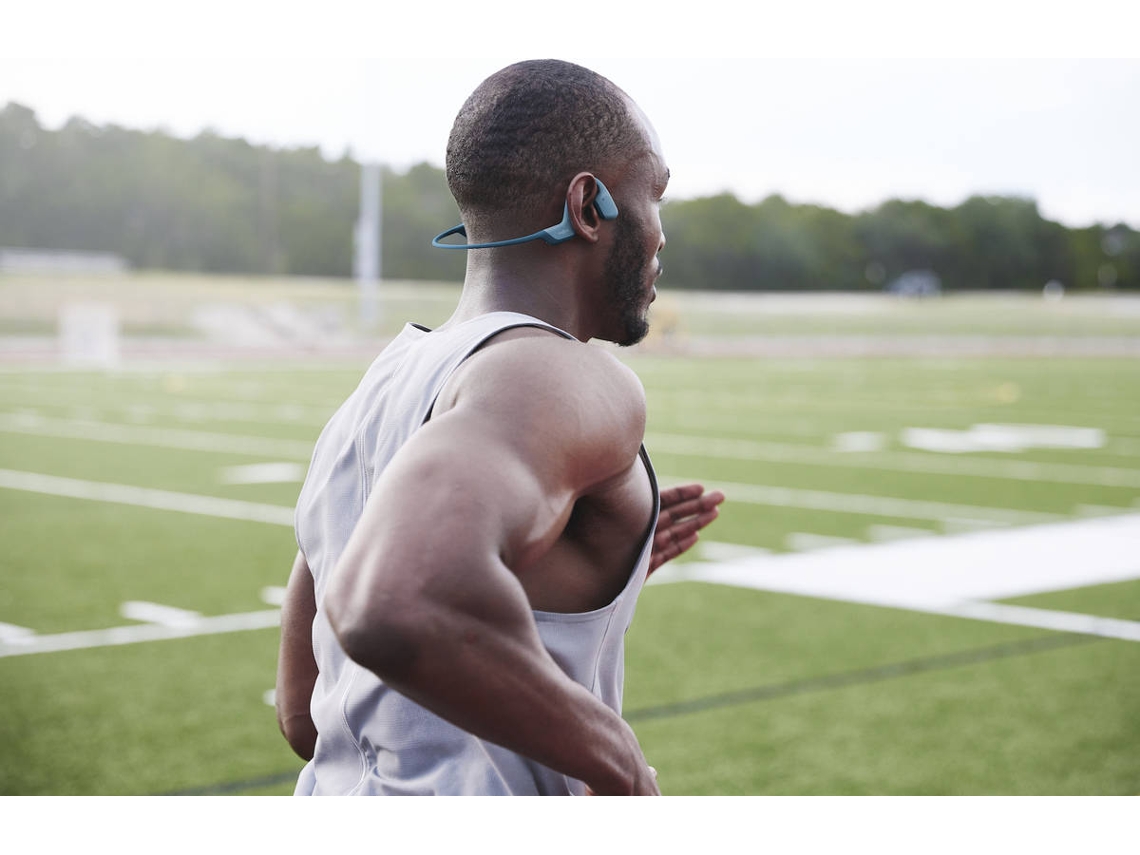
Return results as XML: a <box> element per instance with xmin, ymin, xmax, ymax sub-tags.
<box><xmin>293</xmin><ymin>311</ymin><xmax>659</xmax><ymax>795</ymax></box>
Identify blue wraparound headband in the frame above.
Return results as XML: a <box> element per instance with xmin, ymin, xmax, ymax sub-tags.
<box><xmin>432</xmin><ymin>179</ymin><xmax>619</xmax><ymax>249</ymax></box>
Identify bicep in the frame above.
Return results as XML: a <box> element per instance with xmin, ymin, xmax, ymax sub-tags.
<box><xmin>325</xmin><ymin>343</ymin><xmax>646</xmax><ymax>668</ymax></box>
<box><xmin>346</xmin><ymin>409</ymin><xmax>574</xmax><ymax>594</ymax></box>
<box><xmin>323</xmin><ymin>412</ymin><xmax>575</xmax><ymax>679</ymax></box>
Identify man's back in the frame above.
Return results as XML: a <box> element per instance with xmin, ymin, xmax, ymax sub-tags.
<box><xmin>292</xmin><ymin>312</ymin><xmax>658</xmax><ymax>795</ymax></box>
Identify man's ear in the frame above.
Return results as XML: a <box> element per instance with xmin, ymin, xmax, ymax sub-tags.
<box><xmin>564</xmin><ymin>172</ymin><xmax>606</xmax><ymax>244</ymax></box>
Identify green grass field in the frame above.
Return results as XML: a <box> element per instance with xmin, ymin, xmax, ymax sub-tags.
<box><xmin>1</xmin><ymin>274</ymin><xmax>1138</xmax><ymax>795</ymax></box>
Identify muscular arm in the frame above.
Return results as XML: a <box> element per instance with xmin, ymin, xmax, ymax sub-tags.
<box><xmin>324</xmin><ymin>336</ymin><xmax>659</xmax><ymax>795</ymax></box>
<box><xmin>276</xmin><ymin>550</ymin><xmax>319</xmax><ymax>761</ymax></box>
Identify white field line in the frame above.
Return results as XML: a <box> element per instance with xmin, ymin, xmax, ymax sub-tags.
<box><xmin>786</xmin><ymin>532</ymin><xmax>858</xmax><ymax>551</ymax></box>
<box><xmin>219</xmin><ymin>462</ymin><xmax>307</xmax><ymax>484</ymax></box>
<box><xmin>657</xmin><ymin>404</ymin><xmax>1140</xmax><ymax>440</ymax></box>
<box><xmin>0</xmin><ymin>370</ymin><xmax>347</xmax><ymax>409</ymax></box>
<box><xmin>658</xmin><ymin>472</ymin><xmax>1061</xmax><ymax>527</ymax></box>
<box><xmin>260</xmin><ymin>587</ymin><xmax>287</xmax><ymax>606</ymax></box>
<box><xmin>0</xmin><ymin>622</ymin><xmax>36</xmax><ymax>642</ymax></box>
<box><xmin>649</xmin><ymin>512</ymin><xmax>1140</xmax><ymax>642</ymax></box>
<box><xmin>0</xmin><ymin>469</ymin><xmax>295</xmax><ymax>526</ymax></box>
<box><xmin>0</xmin><ymin>609</ymin><xmax>283</xmax><ymax>658</ymax></box>
<box><xmin>647</xmin><ymin>431</ymin><xmax>1140</xmax><ymax>489</ymax></box>
<box><xmin>5</xmin><ymin>519</ymin><xmax>1139</xmax><ymax>656</ymax></box>
<box><xmin>7</xmin><ymin>410</ymin><xmax>1136</xmax><ymax>494</ymax></box>
<box><xmin>0</xmin><ymin>412</ymin><xmax>314</xmax><ymax>460</ymax></box>
<box><xmin>0</xmin><ymin>397</ymin><xmax>332</xmax><ymax>428</ymax></box>
<box><xmin>867</xmin><ymin>524</ymin><xmax>933</xmax><ymax>542</ymax></box>
<box><xmin>0</xmin><ymin>463</ymin><xmax>1060</xmax><ymax>533</ymax></box>
<box><xmin>935</xmin><ymin>602</ymin><xmax>1140</xmax><ymax>642</ymax></box>
<box><xmin>0</xmin><ymin>586</ymin><xmax>291</xmax><ymax>658</ymax></box>
<box><xmin>1110</xmin><ymin>438</ymin><xmax>1140</xmax><ymax>457</ymax></box>
<box><xmin>698</xmin><ymin>541</ymin><xmax>770</xmax><ymax>562</ymax></box>
<box><xmin>119</xmin><ymin>601</ymin><xmax>202</xmax><ymax>627</ymax></box>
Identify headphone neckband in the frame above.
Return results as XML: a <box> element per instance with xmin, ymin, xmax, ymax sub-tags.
<box><xmin>431</xmin><ymin>179</ymin><xmax>618</xmax><ymax>250</ymax></box>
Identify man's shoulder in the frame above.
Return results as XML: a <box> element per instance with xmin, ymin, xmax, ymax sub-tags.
<box><xmin>434</xmin><ymin>328</ymin><xmax>646</xmax><ymax>462</ymax></box>
<box><xmin>443</xmin><ymin>327</ymin><xmax>644</xmax><ymax>409</ymax></box>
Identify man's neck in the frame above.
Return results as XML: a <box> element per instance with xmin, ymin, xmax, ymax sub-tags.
<box><xmin>445</xmin><ymin>253</ymin><xmax>592</xmax><ymax>341</ymax></box>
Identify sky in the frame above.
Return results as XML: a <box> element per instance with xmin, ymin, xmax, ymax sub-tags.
<box><xmin>3</xmin><ymin>3</ymin><xmax>1138</xmax><ymax>229</ymax></box>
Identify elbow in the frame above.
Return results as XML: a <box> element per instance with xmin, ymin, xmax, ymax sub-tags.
<box><xmin>325</xmin><ymin>578</ymin><xmax>421</xmax><ymax>682</ymax></box>
<box><xmin>277</xmin><ymin>710</ymin><xmax>317</xmax><ymax>762</ymax></box>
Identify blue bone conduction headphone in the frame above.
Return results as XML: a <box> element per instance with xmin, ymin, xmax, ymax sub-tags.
<box><xmin>432</xmin><ymin>179</ymin><xmax>619</xmax><ymax>249</ymax></box>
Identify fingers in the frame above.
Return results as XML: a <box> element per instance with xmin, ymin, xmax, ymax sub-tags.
<box><xmin>648</xmin><ymin>530</ymin><xmax>699</xmax><ymax>572</ymax></box>
<box><xmin>657</xmin><ymin>485</ymin><xmax>725</xmax><ymax>524</ymax></box>
<box><xmin>663</xmin><ymin>486</ymin><xmax>725</xmax><ymax>514</ymax></box>
<box><xmin>657</xmin><ymin>502</ymin><xmax>723</xmax><ymax>540</ymax></box>
<box><xmin>657</xmin><ymin>483</ymin><xmax>707</xmax><ymax>508</ymax></box>
<box><xmin>658</xmin><ymin>497</ymin><xmax>723</xmax><ymax>529</ymax></box>
<box><xmin>647</xmin><ymin>484</ymin><xmax>727</xmax><ymax>574</ymax></box>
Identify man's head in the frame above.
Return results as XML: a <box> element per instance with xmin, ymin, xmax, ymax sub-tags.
<box><xmin>446</xmin><ymin>60</ymin><xmax>642</xmax><ymax>230</ymax></box>
<box><xmin>447</xmin><ymin>60</ymin><xmax>668</xmax><ymax>346</ymax></box>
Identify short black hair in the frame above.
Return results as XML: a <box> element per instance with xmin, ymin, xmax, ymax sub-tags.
<box><xmin>446</xmin><ymin>59</ymin><xmax>643</xmax><ymax>227</ymax></box>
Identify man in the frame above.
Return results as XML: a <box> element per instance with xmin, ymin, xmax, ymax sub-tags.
<box><xmin>275</xmin><ymin>59</ymin><xmax>724</xmax><ymax>795</ymax></box>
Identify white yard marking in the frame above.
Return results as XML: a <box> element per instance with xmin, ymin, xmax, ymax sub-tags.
<box><xmin>867</xmin><ymin>524</ymin><xmax>932</xmax><ymax>542</ymax></box>
<box><xmin>0</xmin><ymin>608</ymin><xmax>283</xmax><ymax>658</ymax></box>
<box><xmin>648</xmin><ymin>431</ymin><xmax>1140</xmax><ymax>488</ymax></box>
<box><xmin>5</xmin><ymin>515</ymin><xmax>1139</xmax><ymax>656</ymax></box>
<box><xmin>218</xmin><ymin>462</ymin><xmax>307</xmax><ymax>485</ymax></box>
<box><xmin>0</xmin><ymin>622</ymin><xmax>36</xmax><ymax>643</ymax></box>
<box><xmin>698</xmin><ymin>541</ymin><xmax>771</xmax><ymax>562</ymax></box>
<box><xmin>937</xmin><ymin>602</ymin><xmax>1140</xmax><ymax>643</ymax></box>
<box><xmin>0</xmin><ymin>412</ymin><xmax>314</xmax><ymax>460</ymax></box>
<box><xmin>941</xmin><ymin>518</ymin><xmax>1011</xmax><ymax>535</ymax></box>
<box><xmin>120</xmin><ymin>601</ymin><xmax>202</xmax><ymax>627</ymax></box>
<box><xmin>260</xmin><ymin>587</ymin><xmax>287</xmax><ymax>606</ymax></box>
<box><xmin>1074</xmin><ymin>504</ymin><xmax>1132</xmax><ymax>518</ymax></box>
<box><xmin>660</xmin><ymin>473</ymin><xmax>1060</xmax><ymax>527</ymax></box>
<box><xmin>787</xmin><ymin>532</ymin><xmax>859</xmax><ymax>552</ymax></box>
<box><xmin>649</xmin><ymin>512</ymin><xmax>1140</xmax><ymax>643</ymax></box>
<box><xmin>7</xmin><ymin>409</ymin><xmax>1135</xmax><ymax>490</ymax></box>
<box><xmin>1110</xmin><ymin>438</ymin><xmax>1140</xmax><ymax>457</ymax></box>
<box><xmin>832</xmin><ymin>432</ymin><xmax>886</xmax><ymax>453</ymax></box>
<box><xmin>0</xmin><ymin>469</ymin><xmax>295</xmax><ymax>526</ymax></box>
<box><xmin>901</xmin><ymin>424</ymin><xmax>1105</xmax><ymax>454</ymax></box>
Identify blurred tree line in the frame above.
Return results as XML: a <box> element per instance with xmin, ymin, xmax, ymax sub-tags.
<box><xmin>2</xmin><ymin>101</ymin><xmax>1137</xmax><ymax>291</ymax></box>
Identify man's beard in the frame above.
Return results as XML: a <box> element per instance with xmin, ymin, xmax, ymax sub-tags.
<box><xmin>603</xmin><ymin>215</ymin><xmax>653</xmax><ymax>347</ymax></box>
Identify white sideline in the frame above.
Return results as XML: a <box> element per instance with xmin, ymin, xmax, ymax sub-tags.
<box><xmin>936</xmin><ymin>602</ymin><xmax>1140</xmax><ymax>643</ymax></box>
<box><xmin>646</xmin><ymin>431</ymin><xmax>1140</xmax><ymax>489</ymax></box>
<box><xmin>1</xmin><ymin>466</ymin><xmax>1067</xmax><ymax>531</ymax></box>
<box><xmin>0</xmin><ymin>588</ymin><xmax>292</xmax><ymax>658</ymax></box>
<box><xmin>4</xmin><ymin>412</ymin><xmax>1138</xmax><ymax>490</ymax></box>
<box><xmin>0</xmin><ymin>609</ymin><xmax>283</xmax><ymax>658</ymax></box>
<box><xmin>661</xmin><ymin>473</ymin><xmax>1063</xmax><ymax>527</ymax></box>
<box><xmin>0</xmin><ymin>469</ymin><xmax>295</xmax><ymax>526</ymax></box>
<box><xmin>0</xmin><ymin>622</ymin><xmax>35</xmax><ymax>642</ymax></box>
<box><xmin>219</xmin><ymin>462</ymin><xmax>307</xmax><ymax>484</ymax></box>
<box><xmin>0</xmin><ymin>412</ymin><xmax>314</xmax><ymax>460</ymax></box>
<box><xmin>120</xmin><ymin>601</ymin><xmax>201</xmax><ymax>627</ymax></box>
<box><xmin>650</xmin><ymin>513</ymin><xmax>1140</xmax><ymax>642</ymax></box>
<box><xmin>1</xmin><ymin>470</ymin><xmax>1137</xmax><ymax>656</ymax></box>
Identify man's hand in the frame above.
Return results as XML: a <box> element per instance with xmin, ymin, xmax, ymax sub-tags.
<box><xmin>649</xmin><ymin>483</ymin><xmax>725</xmax><ymax>575</ymax></box>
